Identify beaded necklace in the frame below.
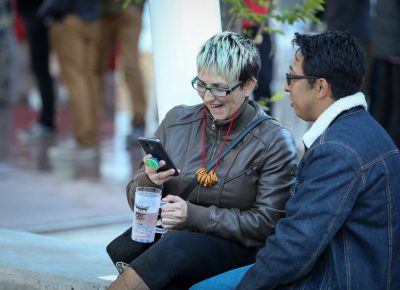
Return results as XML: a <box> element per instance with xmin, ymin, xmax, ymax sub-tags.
<box><xmin>195</xmin><ymin>104</ymin><xmax>237</xmax><ymax>186</ymax></box>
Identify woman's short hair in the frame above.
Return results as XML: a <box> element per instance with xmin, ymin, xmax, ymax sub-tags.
<box><xmin>196</xmin><ymin>31</ymin><xmax>261</xmax><ymax>84</ymax></box>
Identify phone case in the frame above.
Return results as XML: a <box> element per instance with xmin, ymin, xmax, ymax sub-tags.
<box><xmin>138</xmin><ymin>137</ymin><xmax>179</xmax><ymax>176</ymax></box>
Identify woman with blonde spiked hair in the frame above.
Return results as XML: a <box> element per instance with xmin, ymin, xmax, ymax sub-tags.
<box><xmin>108</xmin><ymin>31</ymin><xmax>297</xmax><ymax>290</ymax></box>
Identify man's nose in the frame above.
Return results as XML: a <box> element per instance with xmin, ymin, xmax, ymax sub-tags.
<box><xmin>283</xmin><ymin>80</ymin><xmax>290</xmax><ymax>93</ymax></box>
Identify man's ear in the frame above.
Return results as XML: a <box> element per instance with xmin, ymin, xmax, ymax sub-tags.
<box><xmin>316</xmin><ymin>78</ymin><xmax>331</xmax><ymax>100</ymax></box>
<box><xmin>243</xmin><ymin>78</ymin><xmax>257</xmax><ymax>96</ymax></box>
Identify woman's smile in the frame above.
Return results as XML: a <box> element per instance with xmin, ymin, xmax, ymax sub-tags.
<box><xmin>207</xmin><ymin>102</ymin><xmax>225</xmax><ymax>117</ymax></box>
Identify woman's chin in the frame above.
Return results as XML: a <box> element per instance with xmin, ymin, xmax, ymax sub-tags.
<box><xmin>209</xmin><ymin>108</ymin><xmax>226</xmax><ymax>120</ymax></box>
<box><xmin>210</xmin><ymin>113</ymin><xmax>227</xmax><ymax>120</ymax></box>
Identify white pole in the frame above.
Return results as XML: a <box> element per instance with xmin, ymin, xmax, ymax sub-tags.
<box><xmin>148</xmin><ymin>0</ymin><xmax>222</xmax><ymax>122</ymax></box>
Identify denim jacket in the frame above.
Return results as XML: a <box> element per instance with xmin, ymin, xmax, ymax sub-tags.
<box><xmin>238</xmin><ymin>93</ymin><xmax>400</xmax><ymax>289</ymax></box>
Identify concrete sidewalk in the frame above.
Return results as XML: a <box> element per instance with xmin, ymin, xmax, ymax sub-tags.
<box><xmin>0</xmin><ymin>229</ymin><xmax>117</xmax><ymax>290</ymax></box>
<box><xmin>0</xmin><ymin>168</ymin><xmax>132</xmax><ymax>289</ymax></box>
<box><xmin>0</xmin><ymin>167</ymin><xmax>131</xmax><ymax>233</ymax></box>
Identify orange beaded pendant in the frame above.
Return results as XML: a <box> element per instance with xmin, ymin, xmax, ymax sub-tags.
<box><xmin>195</xmin><ymin>167</ymin><xmax>218</xmax><ymax>187</ymax></box>
<box><xmin>196</xmin><ymin>104</ymin><xmax>237</xmax><ymax>187</ymax></box>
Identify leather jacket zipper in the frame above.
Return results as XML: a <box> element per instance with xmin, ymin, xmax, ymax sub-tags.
<box><xmin>211</xmin><ymin>118</ymin><xmax>216</xmax><ymax>130</ymax></box>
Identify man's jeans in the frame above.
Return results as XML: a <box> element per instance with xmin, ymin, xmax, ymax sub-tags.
<box><xmin>190</xmin><ymin>265</ymin><xmax>252</xmax><ymax>290</ymax></box>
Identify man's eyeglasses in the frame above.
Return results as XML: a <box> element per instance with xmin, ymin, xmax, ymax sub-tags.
<box><xmin>191</xmin><ymin>77</ymin><xmax>242</xmax><ymax>97</ymax></box>
<box><xmin>285</xmin><ymin>73</ymin><xmax>319</xmax><ymax>86</ymax></box>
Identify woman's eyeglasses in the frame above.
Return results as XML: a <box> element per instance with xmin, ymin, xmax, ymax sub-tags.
<box><xmin>285</xmin><ymin>73</ymin><xmax>319</xmax><ymax>86</ymax></box>
<box><xmin>191</xmin><ymin>77</ymin><xmax>242</xmax><ymax>97</ymax></box>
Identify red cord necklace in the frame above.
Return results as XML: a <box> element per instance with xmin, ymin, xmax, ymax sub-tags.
<box><xmin>195</xmin><ymin>104</ymin><xmax>237</xmax><ymax>187</ymax></box>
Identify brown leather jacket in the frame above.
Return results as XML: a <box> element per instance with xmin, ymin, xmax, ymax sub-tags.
<box><xmin>127</xmin><ymin>99</ymin><xmax>298</xmax><ymax>247</ymax></box>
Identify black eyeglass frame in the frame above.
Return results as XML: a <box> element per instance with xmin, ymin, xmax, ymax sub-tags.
<box><xmin>285</xmin><ymin>73</ymin><xmax>319</xmax><ymax>86</ymax></box>
<box><xmin>191</xmin><ymin>77</ymin><xmax>243</xmax><ymax>97</ymax></box>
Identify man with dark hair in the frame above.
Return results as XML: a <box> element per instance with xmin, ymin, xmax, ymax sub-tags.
<box><xmin>191</xmin><ymin>30</ymin><xmax>400</xmax><ymax>290</ymax></box>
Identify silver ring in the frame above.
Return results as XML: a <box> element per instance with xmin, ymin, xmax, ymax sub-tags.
<box><xmin>156</xmin><ymin>173</ymin><xmax>160</xmax><ymax>180</ymax></box>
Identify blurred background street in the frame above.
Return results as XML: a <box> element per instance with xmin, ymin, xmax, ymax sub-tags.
<box><xmin>0</xmin><ymin>59</ymin><xmax>147</xmax><ymax>249</ymax></box>
<box><xmin>0</xmin><ymin>3</ymin><xmax>157</xmax><ymax>250</ymax></box>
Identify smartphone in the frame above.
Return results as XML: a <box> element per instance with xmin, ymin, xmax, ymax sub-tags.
<box><xmin>138</xmin><ymin>137</ymin><xmax>179</xmax><ymax>176</ymax></box>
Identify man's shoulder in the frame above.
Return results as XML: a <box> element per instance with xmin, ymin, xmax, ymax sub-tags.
<box><xmin>315</xmin><ymin>109</ymin><xmax>398</xmax><ymax>164</ymax></box>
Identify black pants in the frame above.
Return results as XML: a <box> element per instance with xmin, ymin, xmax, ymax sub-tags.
<box><xmin>20</xmin><ymin>4</ymin><xmax>56</xmax><ymax>130</ymax></box>
<box><xmin>107</xmin><ymin>229</ymin><xmax>259</xmax><ymax>290</ymax></box>
<box><xmin>107</xmin><ymin>227</ymin><xmax>163</xmax><ymax>269</ymax></box>
<box><xmin>107</xmin><ymin>229</ymin><xmax>258</xmax><ymax>290</ymax></box>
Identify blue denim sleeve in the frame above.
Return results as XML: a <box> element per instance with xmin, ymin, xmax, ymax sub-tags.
<box><xmin>237</xmin><ymin>143</ymin><xmax>362</xmax><ymax>289</ymax></box>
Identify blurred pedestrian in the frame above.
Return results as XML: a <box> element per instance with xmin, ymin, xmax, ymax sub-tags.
<box><xmin>369</xmin><ymin>0</ymin><xmax>400</xmax><ymax>148</ymax></box>
<box><xmin>38</xmin><ymin>0</ymin><xmax>102</xmax><ymax>159</ymax></box>
<box><xmin>324</xmin><ymin>0</ymin><xmax>370</xmax><ymax>44</ymax></box>
<box><xmin>96</xmin><ymin>0</ymin><xmax>146</xmax><ymax>146</ymax></box>
<box><xmin>0</xmin><ymin>0</ymin><xmax>18</xmax><ymax>173</ymax></box>
<box><xmin>219</xmin><ymin>0</ymin><xmax>274</xmax><ymax>105</ymax></box>
<box><xmin>242</xmin><ymin>0</ymin><xmax>274</xmax><ymax>103</ymax></box>
<box><xmin>16</xmin><ymin>0</ymin><xmax>57</xmax><ymax>142</ymax></box>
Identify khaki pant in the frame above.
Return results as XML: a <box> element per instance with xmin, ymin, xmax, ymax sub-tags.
<box><xmin>50</xmin><ymin>15</ymin><xmax>101</xmax><ymax>148</ymax></box>
<box><xmin>96</xmin><ymin>5</ymin><xmax>146</xmax><ymax>127</ymax></box>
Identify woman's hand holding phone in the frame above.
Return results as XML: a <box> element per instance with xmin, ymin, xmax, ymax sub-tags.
<box><xmin>143</xmin><ymin>154</ymin><xmax>178</xmax><ymax>185</ymax></box>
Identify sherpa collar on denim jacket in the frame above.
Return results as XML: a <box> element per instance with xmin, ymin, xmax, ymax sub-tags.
<box><xmin>303</xmin><ymin>92</ymin><xmax>368</xmax><ymax>148</ymax></box>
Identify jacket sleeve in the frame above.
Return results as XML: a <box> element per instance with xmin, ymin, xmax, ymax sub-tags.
<box><xmin>237</xmin><ymin>143</ymin><xmax>361</xmax><ymax>289</ymax></box>
<box><xmin>184</xmin><ymin>127</ymin><xmax>298</xmax><ymax>247</ymax></box>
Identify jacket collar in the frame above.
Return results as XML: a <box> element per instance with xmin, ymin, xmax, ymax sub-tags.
<box><xmin>303</xmin><ymin>92</ymin><xmax>368</xmax><ymax>148</ymax></box>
